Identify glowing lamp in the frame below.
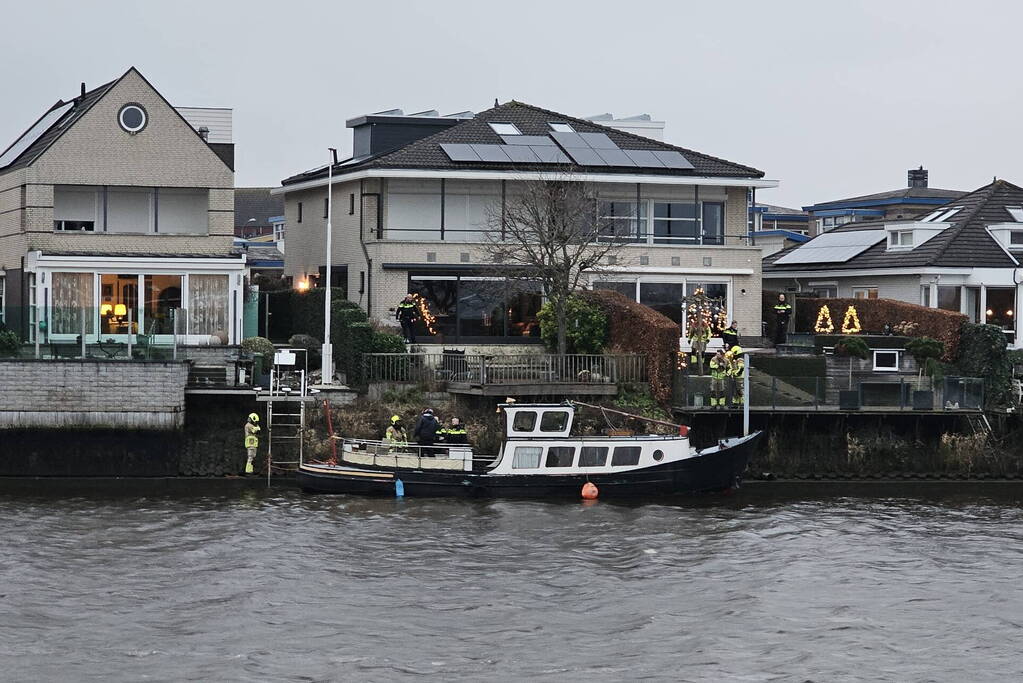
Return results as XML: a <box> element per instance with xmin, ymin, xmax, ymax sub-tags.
<box><xmin>114</xmin><ymin>304</ymin><xmax>127</xmax><ymax>316</ymax></box>
<box><xmin>1009</xmin><ymin>310</ymin><xmax>1015</xmax><ymax>317</ymax></box>
<box><xmin>986</xmin><ymin>309</ymin><xmax>994</xmax><ymax>317</ymax></box>
<box><xmin>296</xmin><ymin>279</ymin><xmax>310</xmax><ymax>292</ymax></box>
<box><xmin>100</xmin><ymin>304</ymin><xmax>113</xmax><ymax>316</ymax></box>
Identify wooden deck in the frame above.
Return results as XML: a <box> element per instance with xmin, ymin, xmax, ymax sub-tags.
<box><xmin>673</xmin><ymin>405</ymin><xmax>984</xmax><ymax>416</ymax></box>
<box><xmin>448</xmin><ymin>382</ymin><xmax>619</xmax><ymax>396</ymax></box>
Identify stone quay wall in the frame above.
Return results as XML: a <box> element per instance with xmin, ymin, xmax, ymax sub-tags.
<box><xmin>0</xmin><ymin>359</ymin><xmax>188</xmax><ymax>429</ymax></box>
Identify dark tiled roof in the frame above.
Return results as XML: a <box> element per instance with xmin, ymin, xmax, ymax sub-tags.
<box><xmin>757</xmin><ymin>203</ymin><xmax>806</xmax><ymax>216</ymax></box>
<box><xmin>234</xmin><ymin>187</ymin><xmax>284</xmax><ymax>228</ymax></box>
<box><xmin>808</xmin><ymin>186</ymin><xmax>966</xmax><ymax>210</ymax></box>
<box><xmin>764</xmin><ymin>180</ymin><xmax>1023</xmax><ymax>272</ymax></box>
<box><xmin>0</xmin><ymin>80</ymin><xmax>116</xmax><ymax>172</ymax></box>
<box><xmin>42</xmin><ymin>250</ymin><xmax>243</xmax><ymax>259</ymax></box>
<box><xmin>242</xmin><ymin>243</ymin><xmax>284</xmax><ymax>265</ymax></box>
<box><xmin>283</xmin><ymin>101</ymin><xmax>764</xmax><ymax>185</ymax></box>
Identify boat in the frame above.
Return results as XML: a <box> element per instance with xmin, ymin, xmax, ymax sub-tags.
<box><xmin>296</xmin><ymin>401</ymin><xmax>761</xmax><ymax>499</ymax></box>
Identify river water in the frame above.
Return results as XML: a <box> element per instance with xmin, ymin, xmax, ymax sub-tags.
<box><xmin>2</xmin><ymin>482</ymin><xmax>1023</xmax><ymax>682</ymax></box>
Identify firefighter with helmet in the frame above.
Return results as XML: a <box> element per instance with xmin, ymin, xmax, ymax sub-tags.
<box><xmin>244</xmin><ymin>412</ymin><xmax>261</xmax><ymax>474</ymax></box>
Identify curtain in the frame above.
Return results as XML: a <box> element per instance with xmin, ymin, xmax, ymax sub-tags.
<box><xmin>52</xmin><ymin>272</ymin><xmax>94</xmax><ymax>335</ymax></box>
<box><xmin>189</xmin><ymin>275</ymin><xmax>229</xmax><ymax>338</ymax></box>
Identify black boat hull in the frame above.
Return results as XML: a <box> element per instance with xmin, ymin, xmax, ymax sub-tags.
<box><xmin>296</xmin><ymin>431</ymin><xmax>762</xmax><ymax>498</ymax></box>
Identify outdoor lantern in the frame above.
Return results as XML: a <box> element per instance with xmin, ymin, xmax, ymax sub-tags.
<box><xmin>986</xmin><ymin>308</ymin><xmax>994</xmax><ymax>317</ymax></box>
<box><xmin>100</xmin><ymin>303</ymin><xmax>113</xmax><ymax>316</ymax></box>
<box><xmin>296</xmin><ymin>279</ymin><xmax>310</xmax><ymax>292</ymax></box>
<box><xmin>114</xmin><ymin>304</ymin><xmax>127</xmax><ymax>316</ymax></box>
<box><xmin>1009</xmin><ymin>310</ymin><xmax>1015</xmax><ymax>317</ymax></box>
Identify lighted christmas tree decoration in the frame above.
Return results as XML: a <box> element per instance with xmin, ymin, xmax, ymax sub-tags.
<box><xmin>409</xmin><ymin>293</ymin><xmax>438</xmax><ymax>335</ymax></box>
<box><xmin>814</xmin><ymin>305</ymin><xmax>835</xmax><ymax>334</ymax></box>
<box><xmin>841</xmin><ymin>305</ymin><xmax>862</xmax><ymax>334</ymax></box>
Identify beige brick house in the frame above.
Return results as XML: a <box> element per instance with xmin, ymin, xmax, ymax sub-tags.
<box><xmin>275</xmin><ymin>103</ymin><xmax>776</xmax><ymax>347</ymax></box>
<box><xmin>0</xmin><ymin>67</ymin><xmax>246</xmax><ymax>344</ymax></box>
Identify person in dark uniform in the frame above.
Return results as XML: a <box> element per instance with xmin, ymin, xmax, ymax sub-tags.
<box><xmin>396</xmin><ymin>294</ymin><xmax>418</xmax><ymax>343</ymax></box>
<box><xmin>720</xmin><ymin>320</ymin><xmax>739</xmax><ymax>351</ymax></box>
<box><xmin>773</xmin><ymin>294</ymin><xmax>792</xmax><ymax>346</ymax></box>
<box><xmin>413</xmin><ymin>408</ymin><xmax>440</xmax><ymax>455</ymax></box>
<box><xmin>439</xmin><ymin>417</ymin><xmax>468</xmax><ymax>445</ymax></box>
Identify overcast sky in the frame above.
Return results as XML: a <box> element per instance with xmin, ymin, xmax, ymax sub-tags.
<box><xmin>2</xmin><ymin>1</ymin><xmax>1020</xmax><ymax>208</ymax></box>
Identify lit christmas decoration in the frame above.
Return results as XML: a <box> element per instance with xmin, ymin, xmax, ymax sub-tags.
<box><xmin>814</xmin><ymin>305</ymin><xmax>835</xmax><ymax>334</ymax></box>
<box><xmin>676</xmin><ymin>351</ymin><xmax>688</xmax><ymax>370</ymax></box>
<box><xmin>841</xmin><ymin>305</ymin><xmax>862</xmax><ymax>334</ymax></box>
<box><xmin>681</xmin><ymin>287</ymin><xmax>728</xmax><ymax>338</ymax></box>
<box><xmin>409</xmin><ymin>293</ymin><xmax>438</xmax><ymax>335</ymax></box>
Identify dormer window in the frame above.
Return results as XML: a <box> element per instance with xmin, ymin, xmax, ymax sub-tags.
<box><xmin>889</xmin><ymin>230</ymin><xmax>913</xmax><ymax>248</ymax></box>
<box><xmin>549</xmin><ymin>122</ymin><xmax>575</xmax><ymax>132</ymax></box>
<box><xmin>1010</xmin><ymin>231</ymin><xmax>1023</xmax><ymax>247</ymax></box>
<box><xmin>488</xmin><ymin>122</ymin><xmax>521</xmax><ymax>136</ymax></box>
<box><xmin>1007</xmin><ymin>206</ymin><xmax>1023</xmax><ymax>222</ymax></box>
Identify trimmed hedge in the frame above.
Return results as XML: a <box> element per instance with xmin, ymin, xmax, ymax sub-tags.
<box><xmin>579</xmin><ymin>289</ymin><xmax>680</xmax><ymax>404</ymax></box>
<box><xmin>290</xmin><ymin>287</ymin><xmax>349</xmax><ymax>338</ymax></box>
<box><xmin>956</xmin><ymin>323</ymin><xmax>1012</xmax><ymax>407</ymax></box>
<box><xmin>537</xmin><ymin>295</ymin><xmax>609</xmax><ymax>353</ymax></box>
<box><xmin>795</xmin><ymin>297</ymin><xmax>965</xmax><ymax>361</ymax></box>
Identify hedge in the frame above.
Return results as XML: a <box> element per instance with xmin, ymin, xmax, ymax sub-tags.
<box><xmin>579</xmin><ymin>289</ymin><xmax>680</xmax><ymax>404</ymax></box>
<box><xmin>956</xmin><ymin>323</ymin><xmax>1012</xmax><ymax>407</ymax></box>
<box><xmin>794</xmin><ymin>297</ymin><xmax>965</xmax><ymax>361</ymax></box>
<box><xmin>290</xmin><ymin>287</ymin><xmax>349</xmax><ymax>338</ymax></box>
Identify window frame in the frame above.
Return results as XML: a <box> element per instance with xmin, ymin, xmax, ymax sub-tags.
<box><xmin>873</xmin><ymin>350</ymin><xmax>900</xmax><ymax>372</ymax></box>
<box><xmin>539</xmin><ymin>410</ymin><xmax>570</xmax><ymax>432</ymax></box>
<box><xmin>544</xmin><ymin>446</ymin><xmax>576</xmax><ymax>468</ymax></box>
<box><xmin>549</xmin><ymin>122</ymin><xmax>575</xmax><ymax>132</ymax></box>
<box><xmin>512</xmin><ymin>446</ymin><xmax>543</xmax><ymax>469</ymax></box>
<box><xmin>579</xmin><ymin>446</ymin><xmax>609</xmax><ymax>467</ymax></box>
<box><xmin>852</xmin><ymin>287</ymin><xmax>879</xmax><ymax>300</ymax></box>
<box><xmin>488</xmin><ymin>122</ymin><xmax>522</xmax><ymax>136</ymax></box>
<box><xmin>610</xmin><ymin>446</ymin><xmax>642</xmax><ymax>467</ymax></box>
<box><xmin>511</xmin><ymin>411</ymin><xmax>537</xmax><ymax>432</ymax></box>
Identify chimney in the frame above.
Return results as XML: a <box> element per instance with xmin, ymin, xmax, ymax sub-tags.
<box><xmin>346</xmin><ymin>109</ymin><xmax>473</xmax><ymax>158</ymax></box>
<box><xmin>197</xmin><ymin>126</ymin><xmax>210</xmax><ymax>142</ymax></box>
<box><xmin>908</xmin><ymin>166</ymin><xmax>928</xmax><ymax>189</ymax></box>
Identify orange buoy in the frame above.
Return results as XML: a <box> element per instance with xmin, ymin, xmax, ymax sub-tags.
<box><xmin>678</xmin><ymin>425</ymin><xmax>690</xmax><ymax>437</ymax></box>
<box><xmin>582</xmin><ymin>482</ymin><xmax>598</xmax><ymax>500</ymax></box>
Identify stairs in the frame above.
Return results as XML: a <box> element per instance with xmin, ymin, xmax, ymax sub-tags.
<box><xmin>187</xmin><ymin>365</ymin><xmax>227</xmax><ymax>387</ymax></box>
<box><xmin>748</xmin><ymin>368</ymin><xmax>820</xmax><ymax>407</ymax></box>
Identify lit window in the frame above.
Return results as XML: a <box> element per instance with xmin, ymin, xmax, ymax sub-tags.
<box><xmin>488</xmin><ymin>122</ymin><xmax>521</xmax><ymax>136</ymax></box>
<box><xmin>873</xmin><ymin>350</ymin><xmax>900</xmax><ymax>372</ymax></box>
<box><xmin>1008</xmin><ymin>206</ymin><xmax>1023</xmax><ymax>222</ymax></box>
<box><xmin>549</xmin><ymin>122</ymin><xmax>575</xmax><ymax>132</ymax></box>
<box><xmin>853</xmin><ymin>287</ymin><xmax>878</xmax><ymax>299</ymax></box>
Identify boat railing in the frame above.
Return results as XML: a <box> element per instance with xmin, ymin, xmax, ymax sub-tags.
<box><xmin>334</xmin><ymin>437</ymin><xmax>494</xmax><ymax>472</ymax></box>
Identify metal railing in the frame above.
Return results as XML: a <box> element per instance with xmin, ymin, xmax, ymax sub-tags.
<box><xmin>363</xmin><ymin>352</ymin><xmax>647</xmax><ymax>386</ymax></box>
<box><xmin>312</xmin><ymin>438</ymin><xmax>496</xmax><ymax>472</ymax></box>
<box><xmin>673</xmin><ymin>373</ymin><xmax>986</xmax><ymax>411</ymax></box>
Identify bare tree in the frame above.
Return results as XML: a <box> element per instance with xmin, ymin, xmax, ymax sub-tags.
<box><xmin>482</xmin><ymin>173</ymin><xmax>626</xmax><ymax>355</ymax></box>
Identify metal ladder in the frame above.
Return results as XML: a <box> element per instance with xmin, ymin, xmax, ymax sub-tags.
<box><xmin>965</xmin><ymin>412</ymin><xmax>992</xmax><ymax>438</ymax></box>
<box><xmin>265</xmin><ymin>397</ymin><xmax>306</xmax><ymax>482</ymax></box>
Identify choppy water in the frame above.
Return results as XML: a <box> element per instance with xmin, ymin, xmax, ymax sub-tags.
<box><xmin>2</xmin><ymin>482</ymin><xmax>1023</xmax><ymax>682</ymax></box>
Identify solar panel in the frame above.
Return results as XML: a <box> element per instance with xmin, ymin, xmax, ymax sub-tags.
<box><xmin>502</xmin><ymin>135</ymin><xmax>555</xmax><ymax>146</ymax></box>
<box><xmin>623</xmin><ymin>149</ymin><xmax>665</xmax><ymax>167</ymax></box>
<box><xmin>440</xmin><ymin>143</ymin><xmax>482</xmax><ymax>162</ymax></box>
<box><xmin>530</xmin><ymin>146</ymin><xmax>571</xmax><ymax>163</ymax></box>
<box><xmin>502</xmin><ymin>145</ymin><xmax>541</xmax><ymax>163</ymax></box>
<box><xmin>550</xmin><ymin>131</ymin><xmax>587</xmax><ymax>149</ymax></box>
<box><xmin>578</xmin><ymin>133</ymin><xmax>618</xmax><ymax>149</ymax></box>
<box><xmin>595</xmin><ymin>149</ymin><xmax>637</xmax><ymax>167</ymax></box>
<box><xmin>652</xmin><ymin>151</ymin><xmax>694</xmax><ymax>170</ymax></box>
<box><xmin>0</xmin><ymin>101</ymin><xmax>74</xmax><ymax>168</ymax></box>
<box><xmin>564</xmin><ymin>147</ymin><xmax>607</xmax><ymax>166</ymax></box>
<box><xmin>471</xmin><ymin>144</ymin><xmax>513</xmax><ymax>162</ymax></box>
<box><xmin>773</xmin><ymin>229</ymin><xmax>887</xmax><ymax>265</ymax></box>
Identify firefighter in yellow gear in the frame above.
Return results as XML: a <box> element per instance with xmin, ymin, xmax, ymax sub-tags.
<box><xmin>244</xmin><ymin>412</ymin><xmax>260</xmax><ymax>474</ymax></box>
<box><xmin>688</xmin><ymin>318</ymin><xmax>712</xmax><ymax>374</ymax></box>
<box><xmin>726</xmin><ymin>346</ymin><xmax>745</xmax><ymax>407</ymax></box>
<box><xmin>709</xmin><ymin>349</ymin><xmax>728</xmax><ymax>408</ymax></box>
<box><xmin>383</xmin><ymin>415</ymin><xmax>408</xmax><ymax>452</ymax></box>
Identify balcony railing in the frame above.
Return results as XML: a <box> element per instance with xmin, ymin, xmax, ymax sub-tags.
<box><xmin>364</xmin><ymin>352</ymin><xmax>647</xmax><ymax>386</ymax></box>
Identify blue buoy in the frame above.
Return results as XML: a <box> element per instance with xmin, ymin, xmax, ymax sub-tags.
<box><xmin>395</xmin><ymin>479</ymin><xmax>405</xmax><ymax>497</ymax></box>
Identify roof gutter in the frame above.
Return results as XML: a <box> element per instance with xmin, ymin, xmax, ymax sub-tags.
<box><xmin>273</xmin><ymin>169</ymin><xmax>779</xmax><ymax>195</ymax></box>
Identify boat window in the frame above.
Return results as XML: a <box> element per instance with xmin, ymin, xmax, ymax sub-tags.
<box><xmin>539</xmin><ymin>411</ymin><xmax>569</xmax><ymax>432</ymax></box>
<box><xmin>652</xmin><ymin>449</ymin><xmax>665</xmax><ymax>462</ymax></box>
<box><xmin>545</xmin><ymin>446</ymin><xmax>575</xmax><ymax>467</ymax></box>
<box><xmin>512</xmin><ymin>446</ymin><xmax>542</xmax><ymax>469</ymax></box>
<box><xmin>579</xmin><ymin>446</ymin><xmax>608</xmax><ymax>467</ymax></box>
<box><xmin>611</xmin><ymin>446</ymin><xmax>642</xmax><ymax>467</ymax></box>
<box><xmin>512</xmin><ymin>411</ymin><xmax>537</xmax><ymax>432</ymax></box>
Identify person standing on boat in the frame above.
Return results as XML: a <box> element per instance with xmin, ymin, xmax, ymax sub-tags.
<box><xmin>439</xmin><ymin>417</ymin><xmax>468</xmax><ymax>445</ymax></box>
<box><xmin>413</xmin><ymin>408</ymin><xmax>440</xmax><ymax>456</ymax></box>
<box><xmin>383</xmin><ymin>415</ymin><xmax>408</xmax><ymax>452</ymax></box>
<box><xmin>244</xmin><ymin>412</ymin><xmax>260</xmax><ymax>475</ymax></box>
<box><xmin>396</xmin><ymin>294</ymin><xmax>418</xmax><ymax>344</ymax></box>
<box><xmin>726</xmin><ymin>346</ymin><xmax>745</xmax><ymax>408</ymax></box>
<box><xmin>773</xmin><ymin>294</ymin><xmax>792</xmax><ymax>346</ymax></box>
<box><xmin>720</xmin><ymin>320</ymin><xmax>739</xmax><ymax>351</ymax></box>
<box><xmin>709</xmin><ymin>349</ymin><xmax>727</xmax><ymax>409</ymax></box>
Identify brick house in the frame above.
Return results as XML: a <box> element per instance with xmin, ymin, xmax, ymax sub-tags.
<box><xmin>0</xmin><ymin>67</ymin><xmax>247</xmax><ymax>344</ymax></box>
<box><xmin>275</xmin><ymin>103</ymin><xmax>776</xmax><ymax>347</ymax></box>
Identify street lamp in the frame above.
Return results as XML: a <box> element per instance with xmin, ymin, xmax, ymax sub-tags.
<box><xmin>321</xmin><ymin>148</ymin><xmax>337</xmax><ymax>384</ymax></box>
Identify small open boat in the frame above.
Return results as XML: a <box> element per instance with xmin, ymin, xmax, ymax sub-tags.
<box><xmin>297</xmin><ymin>402</ymin><xmax>761</xmax><ymax>499</ymax></box>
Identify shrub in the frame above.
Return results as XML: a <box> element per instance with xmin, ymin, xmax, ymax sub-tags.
<box><xmin>537</xmin><ymin>295</ymin><xmax>608</xmax><ymax>354</ymax></box>
<box><xmin>0</xmin><ymin>330</ymin><xmax>20</xmax><ymax>357</ymax></box>
<box><xmin>833</xmin><ymin>336</ymin><xmax>869</xmax><ymax>359</ymax></box>
<box><xmin>795</xmin><ymin>297</ymin><xmax>964</xmax><ymax>360</ymax></box>
<box><xmin>905</xmin><ymin>336</ymin><xmax>945</xmax><ymax>380</ymax></box>
<box><xmin>288</xmin><ymin>334</ymin><xmax>321</xmax><ymax>369</ymax></box>
<box><xmin>578</xmin><ymin>289</ymin><xmax>679</xmax><ymax>404</ymax></box>
<box><xmin>956</xmin><ymin>323</ymin><xmax>1012</xmax><ymax>407</ymax></box>
<box><xmin>369</xmin><ymin>332</ymin><xmax>407</xmax><ymax>354</ymax></box>
<box><xmin>241</xmin><ymin>336</ymin><xmax>275</xmax><ymax>363</ymax></box>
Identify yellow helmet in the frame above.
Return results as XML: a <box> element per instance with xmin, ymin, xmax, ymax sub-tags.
<box><xmin>391</xmin><ymin>415</ymin><xmax>401</xmax><ymax>424</ymax></box>
<box><xmin>730</xmin><ymin>345</ymin><xmax>743</xmax><ymax>356</ymax></box>
<box><xmin>248</xmin><ymin>413</ymin><xmax>259</xmax><ymax>422</ymax></box>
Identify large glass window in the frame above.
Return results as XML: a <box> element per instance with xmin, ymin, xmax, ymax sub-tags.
<box><xmin>512</xmin><ymin>411</ymin><xmax>537</xmax><ymax>431</ymax></box>
<box><xmin>410</xmin><ymin>278</ymin><xmax>457</xmax><ymax>339</ymax></box>
<box><xmin>593</xmin><ymin>281</ymin><xmax>636</xmax><ymax>301</ymax></box>
<box><xmin>443</xmin><ymin>180</ymin><xmax>500</xmax><ymax>242</ymax></box>
<box><xmin>458</xmin><ymin>279</ymin><xmax>506</xmax><ymax>338</ymax></box>
<box><xmin>512</xmin><ymin>446</ymin><xmax>542</xmax><ymax>469</ymax></box>
<box><xmin>107</xmin><ymin>188</ymin><xmax>153</xmax><ymax>233</ymax></box>
<box><xmin>702</xmin><ymin>202</ymin><xmax>725</xmax><ymax>245</ymax></box>
<box><xmin>653</xmin><ymin>202</ymin><xmax>697</xmax><ymax>244</ymax></box>
<box><xmin>189</xmin><ymin>275</ymin><xmax>229</xmax><ymax>337</ymax></box>
<box><xmin>937</xmin><ymin>286</ymin><xmax>961</xmax><ymax>312</ymax></box>
<box><xmin>144</xmin><ymin>275</ymin><xmax>181</xmax><ymax>335</ymax></box>
<box><xmin>53</xmin><ymin>186</ymin><xmax>100</xmax><ymax>231</ymax></box>
<box><xmin>507</xmin><ymin>284</ymin><xmax>542</xmax><ymax>338</ymax></box>
<box><xmin>410</xmin><ymin>274</ymin><xmax>541</xmax><ymax>342</ymax></box>
<box><xmin>52</xmin><ymin>272</ymin><xmax>95</xmax><ymax>335</ymax></box>
<box><xmin>639</xmin><ymin>282</ymin><xmax>686</xmax><ymax>326</ymax></box>
<box><xmin>611</xmin><ymin>446</ymin><xmax>642</xmax><ymax>467</ymax></box>
<box><xmin>158</xmin><ymin>189</ymin><xmax>208</xmax><ymax>234</ymax></box>
<box><xmin>539</xmin><ymin>411</ymin><xmax>570</xmax><ymax>432</ymax></box>
<box><xmin>386</xmin><ymin>179</ymin><xmax>442</xmax><ymax>240</ymax></box>
<box><xmin>986</xmin><ymin>287</ymin><xmax>1016</xmax><ymax>332</ymax></box>
<box><xmin>598</xmin><ymin>201</ymin><xmax>645</xmax><ymax>242</ymax></box>
<box><xmin>579</xmin><ymin>447</ymin><xmax>608</xmax><ymax>467</ymax></box>
<box><xmin>545</xmin><ymin>447</ymin><xmax>575</xmax><ymax>468</ymax></box>
<box><xmin>99</xmin><ymin>274</ymin><xmax>138</xmax><ymax>335</ymax></box>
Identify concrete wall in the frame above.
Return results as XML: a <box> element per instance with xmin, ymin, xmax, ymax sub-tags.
<box><xmin>765</xmin><ymin>274</ymin><xmax>923</xmax><ymax>304</ymax></box>
<box><xmin>0</xmin><ymin>359</ymin><xmax>188</xmax><ymax>429</ymax></box>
